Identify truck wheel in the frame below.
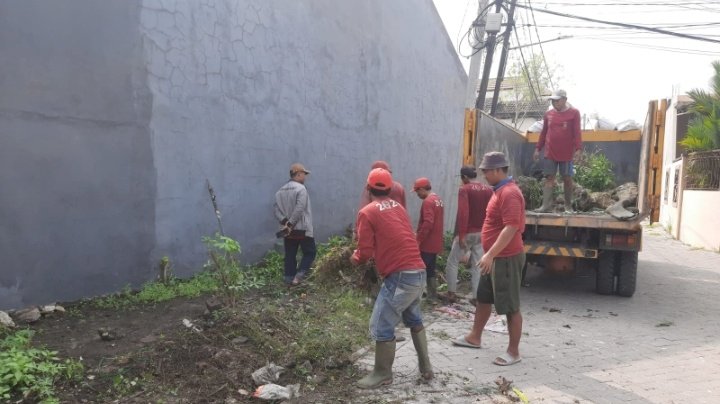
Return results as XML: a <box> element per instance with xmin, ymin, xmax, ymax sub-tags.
<box><xmin>596</xmin><ymin>251</ymin><xmax>616</xmax><ymax>295</ymax></box>
<box><xmin>616</xmin><ymin>251</ymin><xmax>638</xmax><ymax>297</ymax></box>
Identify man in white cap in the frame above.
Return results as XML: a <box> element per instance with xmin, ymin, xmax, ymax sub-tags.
<box><xmin>533</xmin><ymin>89</ymin><xmax>582</xmax><ymax>213</ymax></box>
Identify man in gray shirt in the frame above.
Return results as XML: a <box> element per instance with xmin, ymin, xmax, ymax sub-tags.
<box><xmin>274</xmin><ymin>163</ymin><xmax>316</xmax><ymax>286</ymax></box>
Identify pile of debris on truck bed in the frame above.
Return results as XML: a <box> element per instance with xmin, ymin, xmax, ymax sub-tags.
<box><xmin>517</xmin><ymin>176</ymin><xmax>639</xmax><ymax>218</ymax></box>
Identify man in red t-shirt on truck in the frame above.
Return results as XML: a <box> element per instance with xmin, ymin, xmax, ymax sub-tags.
<box><xmin>452</xmin><ymin>152</ymin><xmax>526</xmax><ymax>367</ymax></box>
<box><xmin>350</xmin><ymin>168</ymin><xmax>433</xmax><ymax>388</ymax></box>
<box><xmin>534</xmin><ymin>89</ymin><xmax>582</xmax><ymax>213</ymax></box>
<box><xmin>412</xmin><ymin>177</ymin><xmax>444</xmax><ymax>301</ymax></box>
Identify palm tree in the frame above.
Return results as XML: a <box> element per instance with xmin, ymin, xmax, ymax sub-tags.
<box><xmin>680</xmin><ymin>61</ymin><xmax>720</xmax><ymax>152</ymax></box>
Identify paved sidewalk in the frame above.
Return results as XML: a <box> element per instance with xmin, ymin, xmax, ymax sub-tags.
<box><xmin>356</xmin><ymin>227</ymin><xmax>720</xmax><ymax>403</ymax></box>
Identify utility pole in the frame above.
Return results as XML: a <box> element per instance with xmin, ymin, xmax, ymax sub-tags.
<box><xmin>464</xmin><ymin>0</ymin><xmax>490</xmax><ymax>108</ymax></box>
<box><xmin>490</xmin><ymin>0</ymin><xmax>517</xmax><ymax>116</ymax></box>
<box><xmin>475</xmin><ymin>0</ymin><xmax>504</xmax><ymax>111</ymax></box>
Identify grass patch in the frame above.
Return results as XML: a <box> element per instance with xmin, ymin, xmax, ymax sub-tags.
<box><xmin>0</xmin><ymin>329</ymin><xmax>83</xmax><ymax>403</ymax></box>
<box><xmin>238</xmin><ymin>285</ymin><xmax>370</xmax><ymax>365</ymax></box>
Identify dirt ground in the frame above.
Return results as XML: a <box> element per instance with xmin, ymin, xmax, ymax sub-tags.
<box><xmin>30</xmin><ymin>289</ymin><xmax>366</xmax><ymax>403</ymax></box>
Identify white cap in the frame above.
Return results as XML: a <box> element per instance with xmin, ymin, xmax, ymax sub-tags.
<box><xmin>549</xmin><ymin>89</ymin><xmax>567</xmax><ymax>100</ymax></box>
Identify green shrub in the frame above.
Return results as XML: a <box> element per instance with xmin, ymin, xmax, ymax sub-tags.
<box><xmin>575</xmin><ymin>149</ymin><xmax>615</xmax><ymax>192</ymax></box>
<box><xmin>0</xmin><ymin>329</ymin><xmax>83</xmax><ymax>403</ymax></box>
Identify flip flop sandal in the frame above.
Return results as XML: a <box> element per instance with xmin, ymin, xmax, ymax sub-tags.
<box><xmin>451</xmin><ymin>336</ymin><xmax>482</xmax><ymax>349</ymax></box>
<box><xmin>493</xmin><ymin>352</ymin><xmax>521</xmax><ymax>366</ymax></box>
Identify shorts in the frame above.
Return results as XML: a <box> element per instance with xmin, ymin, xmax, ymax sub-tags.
<box><xmin>476</xmin><ymin>252</ymin><xmax>526</xmax><ymax>315</ymax></box>
<box><xmin>369</xmin><ymin>270</ymin><xmax>425</xmax><ymax>341</ymax></box>
<box><xmin>543</xmin><ymin>159</ymin><xmax>574</xmax><ymax>177</ymax></box>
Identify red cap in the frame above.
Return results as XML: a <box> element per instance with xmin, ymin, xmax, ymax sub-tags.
<box><xmin>371</xmin><ymin>160</ymin><xmax>391</xmax><ymax>172</ymax></box>
<box><xmin>413</xmin><ymin>177</ymin><xmax>431</xmax><ymax>191</ymax></box>
<box><xmin>367</xmin><ymin>168</ymin><xmax>393</xmax><ymax>191</ymax></box>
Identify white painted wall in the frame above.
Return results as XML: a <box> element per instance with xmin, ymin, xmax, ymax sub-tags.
<box><xmin>680</xmin><ymin>190</ymin><xmax>720</xmax><ymax>251</ymax></box>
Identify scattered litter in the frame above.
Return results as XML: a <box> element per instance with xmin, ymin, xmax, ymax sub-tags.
<box><xmin>252</xmin><ymin>363</ymin><xmax>285</xmax><ymax>385</ymax></box>
<box><xmin>238</xmin><ymin>388</ymin><xmax>249</xmax><ymax>395</ymax></box>
<box><xmin>563</xmin><ymin>324</ymin><xmax>572</xmax><ymax>329</ymax></box>
<box><xmin>548</xmin><ymin>307</ymin><xmax>562</xmax><ymax>313</ymax></box>
<box><xmin>182</xmin><ymin>318</ymin><xmax>202</xmax><ymax>332</ymax></box>
<box><xmin>656</xmin><ymin>321</ymin><xmax>674</xmax><ymax>327</ymax></box>
<box><xmin>252</xmin><ymin>383</ymin><xmax>299</xmax><ymax>400</ymax></box>
<box><xmin>513</xmin><ymin>387</ymin><xmax>530</xmax><ymax>403</ymax></box>
<box><xmin>97</xmin><ymin>327</ymin><xmax>121</xmax><ymax>341</ymax></box>
<box><xmin>609</xmin><ymin>312</ymin><xmax>618</xmax><ymax>317</ymax></box>
<box><xmin>433</xmin><ymin>305</ymin><xmax>472</xmax><ymax>320</ymax></box>
<box><xmin>485</xmin><ymin>315</ymin><xmax>508</xmax><ymax>334</ymax></box>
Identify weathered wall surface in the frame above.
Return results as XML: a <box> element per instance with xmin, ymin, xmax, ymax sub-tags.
<box><xmin>475</xmin><ymin>112</ymin><xmax>527</xmax><ymax>176</ymax></box>
<box><xmin>0</xmin><ymin>1</ymin><xmax>155</xmax><ymax>309</ymax></box>
<box><xmin>0</xmin><ymin>0</ymin><xmax>466</xmax><ymax>308</ymax></box>
<box><xmin>140</xmin><ymin>0</ymin><xmax>466</xmax><ymax>277</ymax></box>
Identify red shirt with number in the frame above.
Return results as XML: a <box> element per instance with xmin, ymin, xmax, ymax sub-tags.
<box><xmin>537</xmin><ymin>107</ymin><xmax>582</xmax><ymax>162</ymax></box>
<box><xmin>352</xmin><ymin>196</ymin><xmax>425</xmax><ymax>278</ymax></box>
<box><xmin>455</xmin><ymin>182</ymin><xmax>493</xmax><ymax>240</ymax></box>
<box><xmin>416</xmin><ymin>193</ymin><xmax>444</xmax><ymax>254</ymax></box>
<box><xmin>481</xmin><ymin>179</ymin><xmax>526</xmax><ymax>257</ymax></box>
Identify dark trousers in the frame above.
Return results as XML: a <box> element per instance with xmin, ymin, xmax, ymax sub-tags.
<box><xmin>420</xmin><ymin>251</ymin><xmax>437</xmax><ymax>279</ymax></box>
<box><xmin>283</xmin><ymin>237</ymin><xmax>316</xmax><ymax>283</ymax></box>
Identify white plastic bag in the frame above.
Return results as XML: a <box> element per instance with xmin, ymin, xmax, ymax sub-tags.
<box><xmin>527</xmin><ymin>120</ymin><xmax>543</xmax><ymax>132</ymax></box>
<box><xmin>615</xmin><ymin>119</ymin><xmax>640</xmax><ymax>131</ymax></box>
<box><xmin>252</xmin><ymin>383</ymin><xmax>300</xmax><ymax>400</ymax></box>
<box><xmin>251</xmin><ymin>363</ymin><xmax>285</xmax><ymax>384</ymax></box>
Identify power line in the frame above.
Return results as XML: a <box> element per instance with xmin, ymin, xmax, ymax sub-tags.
<box><xmin>575</xmin><ymin>37</ymin><xmax>720</xmax><ymax>56</ymax></box>
<box><xmin>527</xmin><ymin>0</ymin><xmax>555</xmax><ymax>89</ymax></box>
<box><xmin>533</xmin><ymin>1</ymin><xmax>720</xmax><ymax>5</ymax></box>
<box><xmin>515</xmin><ymin>3</ymin><xmax>720</xmax><ymax>44</ymax></box>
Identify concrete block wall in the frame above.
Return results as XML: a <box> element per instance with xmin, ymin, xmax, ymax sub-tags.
<box><xmin>0</xmin><ymin>0</ymin><xmax>466</xmax><ymax>308</ymax></box>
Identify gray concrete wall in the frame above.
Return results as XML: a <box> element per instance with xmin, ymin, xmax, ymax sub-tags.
<box><xmin>474</xmin><ymin>112</ymin><xmax>527</xmax><ymax>177</ymax></box>
<box><xmin>0</xmin><ymin>1</ymin><xmax>155</xmax><ymax>309</ymax></box>
<box><xmin>140</xmin><ymin>0</ymin><xmax>466</xmax><ymax>277</ymax></box>
<box><xmin>0</xmin><ymin>0</ymin><xmax>466</xmax><ymax>308</ymax></box>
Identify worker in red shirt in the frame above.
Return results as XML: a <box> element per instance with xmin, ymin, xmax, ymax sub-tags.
<box><xmin>351</xmin><ymin>168</ymin><xmax>433</xmax><ymax>388</ymax></box>
<box><xmin>534</xmin><ymin>89</ymin><xmax>582</xmax><ymax>213</ymax></box>
<box><xmin>441</xmin><ymin>165</ymin><xmax>493</xmax><ymax>303</ymax></box>
<box><xmin>412</xmin><ymin>177</ymin><xmax>444</xmax><ymax>301</ymax></box>
<box><xmin>452</xmin><ymin>152</ymin><xmax>526</xmax><ymax>367</ymax></box>
<box><xmin>357</xmin><ymin>160</ymin><xmax>406</xmax><ymax>210</ymax></box>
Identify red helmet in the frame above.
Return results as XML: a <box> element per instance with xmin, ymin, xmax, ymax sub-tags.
<box><xmin>367</xmin><ymin>168</ymin><xmax>393</xmax><ymax>191</ymax></box>
<box><xmin>413</xmin><ymin>177</ymin><xmax>431</xmax><ymax>191</ymax></box>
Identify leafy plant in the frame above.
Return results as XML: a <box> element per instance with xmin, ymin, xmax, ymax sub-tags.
<box><xmin>0</xmin><ymin>329</ymin><xmax>83</xmax><ymax>403</ymax></box>
<box><xmin>680</xmin><ymin>60</ymin><xmax>720</xmax><ymax>152</ymax></box>
<box><xmin>574</xmin><ymin>149</ymin><xmax>615</xmax><ymax>192</ymax></box>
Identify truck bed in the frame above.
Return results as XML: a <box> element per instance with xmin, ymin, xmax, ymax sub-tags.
<box><xmin>525</xmin><ymin>210</ymin><xmax>647</xmax><ymax>230</ymax></box>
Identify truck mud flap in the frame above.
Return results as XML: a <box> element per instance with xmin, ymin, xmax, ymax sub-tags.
<box><xmin>524</xmin><ymin>242</ymin><xmax>598</xmax><ymax>259</ymax></box>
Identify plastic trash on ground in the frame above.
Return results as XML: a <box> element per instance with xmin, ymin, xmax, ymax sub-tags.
<box><xmin>251</xmin><ymin>363</ymin><xmax>285</xmax><ymax>385</ymax></box>
<box><xmin>252</xmin><ymin>383</ymin><xmax>300</xmax><ymax>400</ymax></box>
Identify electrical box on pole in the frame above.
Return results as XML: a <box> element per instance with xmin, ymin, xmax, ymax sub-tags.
<box><xmin>484</xmin><ymin>13</ymin><xmax>503</xmax><ymax>33</ymax></box>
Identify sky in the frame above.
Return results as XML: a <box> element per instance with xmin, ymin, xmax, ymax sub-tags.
<box><xmin>432</xmin><ymin>0</ymin><xmax>720</xmax><ymax>124</ymax></box>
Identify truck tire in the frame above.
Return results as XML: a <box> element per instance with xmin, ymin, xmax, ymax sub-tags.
<box><xmin>616</xmin><ymin>251</ymin><xmax>638</xmax><ymax>297</ymax></box>
<box><xmin>596</xmin><ymin>251</ymin><xmax>616</xmax><ymax>295</ymax></box>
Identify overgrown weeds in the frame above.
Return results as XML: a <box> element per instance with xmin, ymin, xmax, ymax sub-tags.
<box><xmin>0</xmin><ymin>329</ymin><xmax>83</xmax><ymax>403</ymax></box>
<box><xmin>575</xmin><ymin>149</ymin><xmax>615</xmax><ymax>192</ymax></box>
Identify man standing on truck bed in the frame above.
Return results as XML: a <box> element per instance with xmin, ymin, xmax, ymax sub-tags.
<box><xmin>533</xmin><ymin>89</ymin><xmax>582</xmax><ymax>213</ymax></box>
<box><xmin>452</xmin><ymin>152</ymin><xmax>526</xmax><ymax>367</ymax></box>
<box><xmin>441</xmin><ymin>165</ymin><xmax>493</xmax><ymax>303</ymax></box>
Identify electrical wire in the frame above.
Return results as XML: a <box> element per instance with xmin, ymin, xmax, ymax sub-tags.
<box><xmin>515</xmin><ymin>3</ymin><xmax>720</xmax><ymax>44</ymax></box>
<box><xmin>527</xmin><ymin>0</ymin><xmax>555</xmax><ymax>89</ymax></box>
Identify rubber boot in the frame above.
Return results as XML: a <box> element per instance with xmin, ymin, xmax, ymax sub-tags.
<box><xmin>534</xmin><ymin>184</ymin><xmax>554</xmax><ymax>213</ymax></box>
<box><xmin>564</xmin><ymin>184</ymin><xmax>574</xmax><ymax>213</ymax></box>
<box><xmin>411</xmin><ymin>329</ymin><xmax>434</xmax><ymax>380</ymax></box>
<box><xmin>426</xmin><ymin>277</ymin><xmax>438</xmax><ymax>301</ymax></box>
<box><xmin>357</xmin><ymin>340</ymin><xmax>395</xmax><ymax>389</ymax></box>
